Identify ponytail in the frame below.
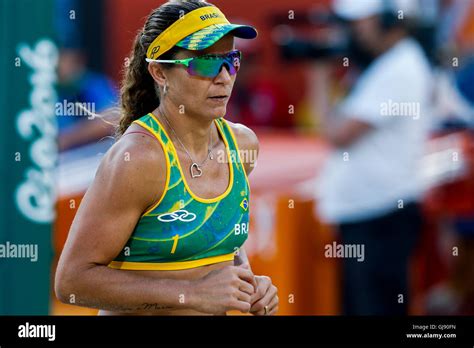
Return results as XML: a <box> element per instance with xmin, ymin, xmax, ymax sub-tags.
<box><xmin>116</xmin><ymin>32</ymin><xmax>160</xmax><ymax>137</ymax></box>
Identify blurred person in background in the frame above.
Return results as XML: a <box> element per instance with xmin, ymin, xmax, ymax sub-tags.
<box><xmin>57</xmin><ymin>48</ymin><xmax>119</xmax><ymax>151</ymax></box>
<box><xmin>314</xmin><ymin>0</ymin><xmax>434</xmax><ymax>315</ymax></box>
<box><xmin>230</xmin><ymin>51</ymin><xmax>294</xmax><ymax>129</ymax></box>
<box><xmin>423</xmin><ymin>0</ymin><xmax>474</xmax><ymax>315</ymax></box>
<box><xmin>55</xmin><ymin>0</ymin><xmax>118</xmax><ymax>151</ymax></box>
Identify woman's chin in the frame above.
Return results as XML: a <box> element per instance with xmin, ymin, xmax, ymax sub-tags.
<box><xmin>206</xmin><ymin>104</ymin><xmax>228</xmax><ymax>117</ymax></box>
<box><xmin>208</xmin><ymin>95</ymin><xmax>230</xmax><ymax>108</ymax></box>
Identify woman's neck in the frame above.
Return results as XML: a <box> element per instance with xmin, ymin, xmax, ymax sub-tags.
<box><xmin>153</xmin><ymin>102</ymin><xmax>218</xmax><ymax>158</ymax></box>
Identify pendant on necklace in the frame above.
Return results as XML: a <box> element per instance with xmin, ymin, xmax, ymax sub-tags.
<box><xmin>190</xmin><ymin>163</ymin><xmax>203</xmax><ymax>178</ymax></box>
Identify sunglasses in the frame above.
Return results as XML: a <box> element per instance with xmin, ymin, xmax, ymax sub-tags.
<box><xmin>146</xmin><ymin>50</ymin><xmax>242</xmax><ymax>78</ymax></box>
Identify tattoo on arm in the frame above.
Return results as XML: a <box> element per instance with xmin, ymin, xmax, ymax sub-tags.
<box><xmin>74</xmin><ymin>300</ymin><xmax>173</xmax><ymax>312</ymax></box>
<box><xmin>139</xmin><ymin>303</ymin><xmax>173</xmax><ymax>311</ymax></box>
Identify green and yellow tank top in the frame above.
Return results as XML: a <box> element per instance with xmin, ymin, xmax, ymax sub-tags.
<box><xmin>108</xmin><ymin>113</ymin><xmax>250</xmax><ymax>271</ymax></box>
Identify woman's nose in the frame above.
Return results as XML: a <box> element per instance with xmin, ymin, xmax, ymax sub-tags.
<box><xmin>214</xmin><ymin>63</ymin><xmax>233</xmax><ymax>83</ymax></box>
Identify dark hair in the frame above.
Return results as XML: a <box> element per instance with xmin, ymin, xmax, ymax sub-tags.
<box><xmin>116</xmin><ymin>0</ymin><xmax>215</xmax><ymax>137</ymax></box>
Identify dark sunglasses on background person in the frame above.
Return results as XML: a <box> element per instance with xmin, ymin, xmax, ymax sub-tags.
<box><xmin>146</xmin><ymin>49</ymin><xmax>242</xmax><ymax>78</ymax></box>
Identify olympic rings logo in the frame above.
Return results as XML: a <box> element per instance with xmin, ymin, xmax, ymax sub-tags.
<box><xmin>157</xmin><ymin>209</ymin><xmax>197</xmax><ymax>223</ymax></box>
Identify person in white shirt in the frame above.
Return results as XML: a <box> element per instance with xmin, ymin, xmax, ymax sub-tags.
<box><xmin>315</xmin><ymin>0</ymin><xmax>433</xmax><ymax>315</ymax></box>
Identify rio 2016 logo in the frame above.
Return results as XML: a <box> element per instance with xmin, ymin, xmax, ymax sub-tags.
<box><xmin>15</xmin><ymin>39</ymin><xmax>58</xmax><ymax>224</ymax></box>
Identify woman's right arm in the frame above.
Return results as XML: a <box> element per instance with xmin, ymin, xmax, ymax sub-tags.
<box><xmin>54</xmin><ymin>133</ymin><xmax>254</xmax><ymax>314</ymax></box>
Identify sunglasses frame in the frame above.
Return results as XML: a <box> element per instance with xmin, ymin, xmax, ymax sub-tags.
<box><xmin>145</xmin><ymin>49</ymin><xmax>242</xmax><ymax>77</ymax></box>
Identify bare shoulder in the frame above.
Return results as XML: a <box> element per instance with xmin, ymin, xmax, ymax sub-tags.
<box><xmin>225</xmin><ymin>120</ymin><xmax>259</xmax><ymax>154</ymax></box>
<box><xmin>102</xmin><ymin>125</ymin><xmax>165</xmax><ymax>178</ymax></box>
<box><xmin>94</xmin><ymin>124</ymin><xmax>167</xmax><ymax>210</ymax></box>
<box><xmin>224</xmin><ymin>120</ymin><xmax>259</xmax><ymax>175</ymax></box>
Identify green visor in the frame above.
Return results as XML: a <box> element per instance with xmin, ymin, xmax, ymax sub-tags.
<box><xmin>175</xmin><ymin>23</ymin><xmax>258</xmax><ymax>51</ymax></box>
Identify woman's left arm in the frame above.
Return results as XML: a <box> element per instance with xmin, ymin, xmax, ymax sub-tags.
<box><xmin>230</xmin><ymin>121</ymin><xmax>279</xmax><ymax>315</ymax></box>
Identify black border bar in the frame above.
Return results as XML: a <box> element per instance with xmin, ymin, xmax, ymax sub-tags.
<box><xmin>0</xmin><ymin>315</ymin><xmax>473</xmax><ymax>346</ymax></box>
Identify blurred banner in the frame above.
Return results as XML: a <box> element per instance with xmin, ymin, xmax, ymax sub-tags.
<box><xmin>0</xmin><ymin>0</ymin><xmax>58</xmax><ymax>314</ymax></box>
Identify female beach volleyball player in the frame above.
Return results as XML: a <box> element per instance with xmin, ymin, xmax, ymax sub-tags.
<box><xmin>55</xmin><ymin>0</ymin><xmax>278</xmax><ymax>315</ymax></box>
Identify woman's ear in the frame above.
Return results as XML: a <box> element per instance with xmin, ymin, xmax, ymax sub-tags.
<box><xmin>147</xmin><ymin>63</ymin><xmax>167</xmax><ymax>88</ymax></box>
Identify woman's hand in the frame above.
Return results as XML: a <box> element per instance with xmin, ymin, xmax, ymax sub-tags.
<box><xmin>249</xmin><ymin>275</ymin><xmax>279</xmax><ymax>315</ymax></box>
<box><xmin>189</xmin><ymin>266</ymin><xmax>255</xmax><ymax>315</ymax></box>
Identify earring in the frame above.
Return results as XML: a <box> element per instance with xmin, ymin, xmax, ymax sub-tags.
<box><xmin>163</xmin><ymin>83</ymin><xmax>168</xmax><ymax>96</ymax></box>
